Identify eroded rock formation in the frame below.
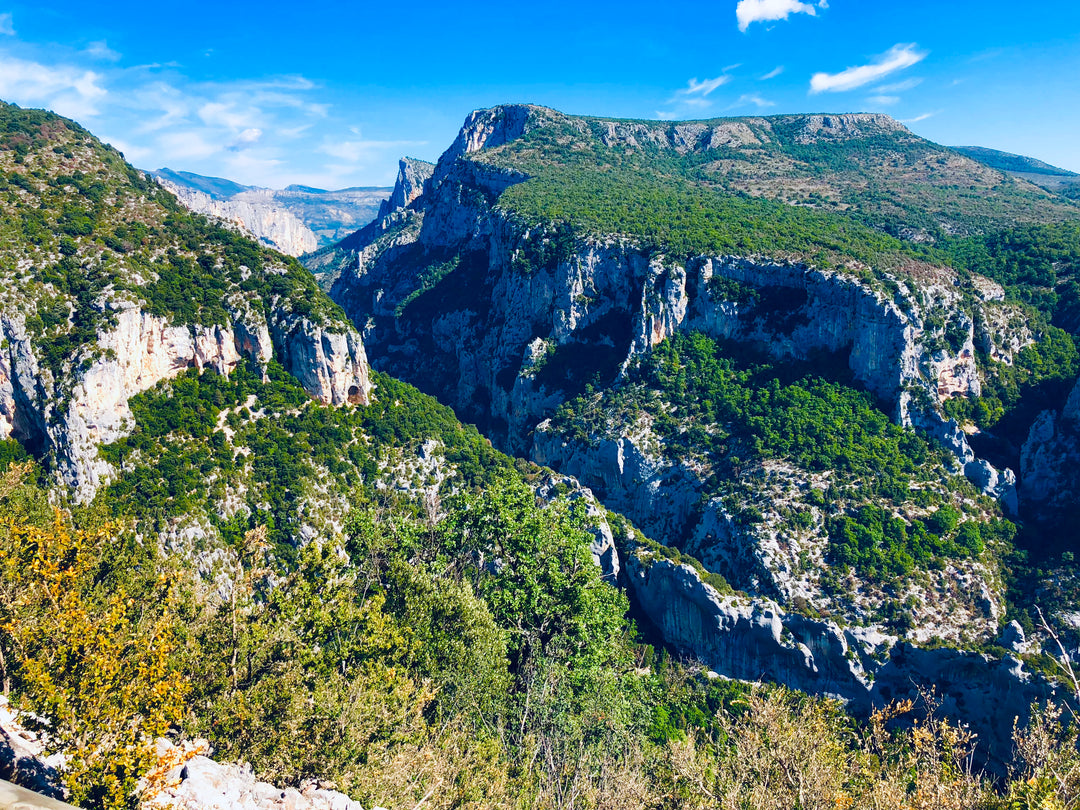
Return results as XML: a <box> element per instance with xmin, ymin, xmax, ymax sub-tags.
<box><xmin>0</xmin><ymin>301</ymin><xmax>371</xmax><ymax>502</ymax></box>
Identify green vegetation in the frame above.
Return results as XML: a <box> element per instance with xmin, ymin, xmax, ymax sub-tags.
<box><xmin>478</xmin><ymin>109</ymin><xmax>1076</xmax><ymax>270</ymax></box>
<box><xmin>950</xmin><ymin>145</ymin><xmax>1079</xmax><ymax>177</ymax></box>
<box><xmin>491</xmin><ymin>124</ymin><xmax>922</xmax><ymax>268</ymax></box>
<box><xmin>3</xmin><ymin>452</ymin><xmax>1077</xmax><ymax>809</ymax></box>
<box><xmin>551</xmin><ymin>331</ymin><xmax>1004</xmax><ymax>587</ymax></box>
<box><xmin>102</xmin><ymin>365</ymin><xmax>510</xmax><ymax>557</ymax></box>
<box><xmin>0</xmin><ymin>101</ymin><xmax>347</xmax><ymax>381</ymax></box>
<box><xmin>944</xmin><ymin>222</ymin><xmax>1080</xmax><ymax>336</ymax></box>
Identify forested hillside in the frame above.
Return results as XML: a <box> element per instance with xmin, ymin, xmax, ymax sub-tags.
<box><xmin>319</xmin><ymin>103</ymin><xmax>1080</xmax><ymax>777</ymax></box>
<box><xmin>3</xmin><ymin>96</ymin><xmax>1080</xmax><ymax>810</ymax></box>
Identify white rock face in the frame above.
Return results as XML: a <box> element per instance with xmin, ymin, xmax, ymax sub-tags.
<box><xmin>158</xmin><ymin>180</ymin><xmax>319</xmax><ymax>257</ymax></box>
<box><xmin>272</xmin><ymin>315</ymin><xmax>372</xmax><ymax>406</ymax></box>
<box><xmin>142</xmin><ymin>740</ymin><xmax>363</xmax><ymax>810</ymax></box>
<box><xmin>377</xmin><ymin>158</ymin><xmax>434</xmax><ymax>218</ymax></box>
<box><xmin>56</xmin><ymin>305</ymin><xmax>247</xmax><ymax>496</ymax></box>
<box><xmin>627</xmin><ymin>553</ymin><xmax>1066</xmax><ymax>770</ymax></box>
<box><xmin>0</xmin><ymin>298</ymin><xmax>371</xmax><ymax>502</ymax></box>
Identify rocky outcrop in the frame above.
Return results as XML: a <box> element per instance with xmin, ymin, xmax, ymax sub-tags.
<box><xmin>535</xmin><ymin>473</ymin><xmax>620</xmax><ymax>583</ymax></box>
<box><xmin>0</xmin><ymin>696</ymin><xmax>65</xmax><ymax>801</ymax></box>
<box><xmin>157</xmin><ymin>179</ymin><xmax>319</xmax><ymax>257</ymax></box>
<box><xmin>0</xmin><ymin>300</ymin><xmax>371</xmax><ymax>502</ymax></box>
<box><xmin>141</xmin><ymin>739</ymin><xmax>365</xmax><ymax>810</ymax></box>
<box><xmin>271</xmin><ymin>314</ymin><xmax>371</xmax><ymax>407</ymax></box>
<box><xmin>628</xmin><ymin>554</ymin><xmax>1065</xmax><ymax>769</ymax></box>
<box><xmin>534</xmin><ymin>419</ymin><xmax>1004</xmax><ymax>642</ymax></box>
<box><xmin>377</xmin><ymin>158</ymin><xmax>435</xmax><ymax>218</ymax></box>
<box><xmin>794</xmin><ymin>112</ymin><xmax>906</xmax><ymax>143</ymax></box>
<box><xmin>1019</xmin><ymin>375</ymin><xmax>1080</xmax><ymax>519</ymax></box>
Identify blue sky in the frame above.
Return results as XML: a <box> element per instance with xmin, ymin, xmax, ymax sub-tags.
<box><xmin>1</xmin><ymin>0</ymin><xmax>1078</xmax><ymax>188</ymax></box>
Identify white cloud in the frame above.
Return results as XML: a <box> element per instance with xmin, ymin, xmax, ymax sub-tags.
<box><xmin>675</xmin><ymin>75</ymin><xmax>732</xmax><ymax>98</ymax></box>
<box><xmin>0</xmin><ymin>12</ymin><xmax>13</xmax><ymax>35</ymax></box>
<box><xmin>810</xmin><ymin>43</ymin><xmax>927</xmax><ymax>93</ymax></box>
<box><xmin>902</xmin><ymin>112</ymin><xmax>938</xmax><ymax>124</ymax></box>
<box><xmin>867</xmin><ymin>95</ymin><xmax>900</xmax><ymax>106</ymax></box>
<box><xmin>731</xmin><ymin>93</ymin><xmax>776</xmax><ymax>109</ymax></box>
<box><xmin>760</xmin><ymin>66</ymin><xmax>784</xmax><ymax>80</ymax></box>
<box><xmin>231</xmin><ymin>128</ymin><xmax>263</xmax><ymax>148</ymax></box>
<box><xmin>0</xmin><ymin>54</ymin><xmax>107</xmax><ymax>118</ymax></box>
<box><xmin>198</xmin><ymin>101</ymin><xmax>260</xmax><ymax>131</ymax></box>
<box><xmin>84</xmin><ymin>40</ymin><xmax>121</xmax><ymax>62</ymax></box>
<box><xmin>0</xmin><ymin>44</ymin><xmax>410</xmax><ymax>187</ymax></box>
<box><xmin>655</xmin><ymin>111</ymin><xmax>678</xmax><ymax>121</ymax></box>
<box><xmin>736</xmin><ymin>0</ymin><xmax>825</xmax><ymax>32</ymax></box>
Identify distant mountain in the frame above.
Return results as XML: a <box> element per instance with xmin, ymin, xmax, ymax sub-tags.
<box><xmin>951</xmin><ymin>145</ymin><xmax>1078</xmax><ymax>177</ymax></box>
<box><xmin>153</xmin><ymin>167</ymin><xmax>252</xmax><ymax>198</ymax></box>
<box><xmin>150</xmin><ymin>168</ymin><xmax>392</xmax><ymax>255</ymax></box>
<box><xmin>952</xmin><ymin>145</ymin><xmax>1080</xmax><ymax>200</ymax></box>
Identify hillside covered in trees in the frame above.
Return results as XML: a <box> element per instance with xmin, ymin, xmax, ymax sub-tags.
<box><xmin>3</xmin><ymin>96</ymin><xmax>1080</xmax><ymax>810</ymax></box>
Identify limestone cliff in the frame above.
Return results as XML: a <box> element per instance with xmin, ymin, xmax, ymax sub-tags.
<box><xmin>156</xmin><ymin>178</ymin><xmax>320</xmax><ymax>257</ymax></box>
<box><xmin>323</xmin><ymin>106</ymin><xmax>1020</xmax><ymax>491</ymax></box>
<box><xmin>626</xmin><ymin>551</ymin><xmax>1064</xmax><ymax>769</ymax></box>
<box><xmin>311</xmin><ymin>104</ymin><xmax>1062</xmax><ymax>754</ymax></box>
<box><xmin>0</xmin><ymin>300</ymin><xmax>371</xmax><ymax>501</ymax></box>
<box><xmin>152</xmin><ymin>170</ymin><xmax>393</xmax><ymax>254</ymax></box>
<box><xmin>0</xmin><ymin>105</ymin><xmax>373</xmax><ymax>503</ymax></box>
<box><xmin>377</xmin><ymin>158</ymin><xmax>435</xmax><ymax>218</ymax></box>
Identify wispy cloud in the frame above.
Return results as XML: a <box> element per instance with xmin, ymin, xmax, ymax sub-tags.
<box><xmin>0</xmin><ymin>40</ymin><xmax>406</xmax><ymax>187</ymax></box>
<box><xmin>674</xmin><ymin>75</ymin><xmax>732</xmax><ymax>99</ymax></box>
<box><xmin>730</xmin><ymin>93</ymin><xmax>776</xmax><ymax>109</ymax></box>
<box><xmin>0</xmin><ymin>12</ymin><xmax>13</xmax><ymax>36</ymax></box>
<box><xmin>318</xmin><ymin>138</ymin><xmax>426</xmax><ymax>165</ymax></box>
<box><xmin>902</xmin><ymin>112</ymin><xmax>938</xmax><ymax>124</ymax></box>
<box><xmin>736</xmin><ymin>0</ymin><xmax>826</xmax><ymax>32</ymax></box>
<box><xmin>0</xmin><ymin>53</ymin><xmax>107</xmax><ymax>119</ymax></box>
<box><xmin>760</xmin><ymin>66</ymin><xmax>784</xmax><ymax>80</ymax></box>
<box><xmin>658</xmin><ymin>72</ymin><xmax>737</xmax><ymax>119</ymax></box>
<box><xmin>810</xmin><ymin>43</ymin><xmax>927</xmax><ymax>93</ymax></box>
<box><xmin>867</xmin><ymin>95</ymin><xmax>900</xmax><ymax>106</ymax></box>
<box><xmin>873</xmin><ymin>77</ymin><xmax>922</xmax><ymax>93</ymax></box>
<box><xmin>84</xmin><ymin>40</ymin><xmax>121</xmax><ymax>61</ymax></box>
